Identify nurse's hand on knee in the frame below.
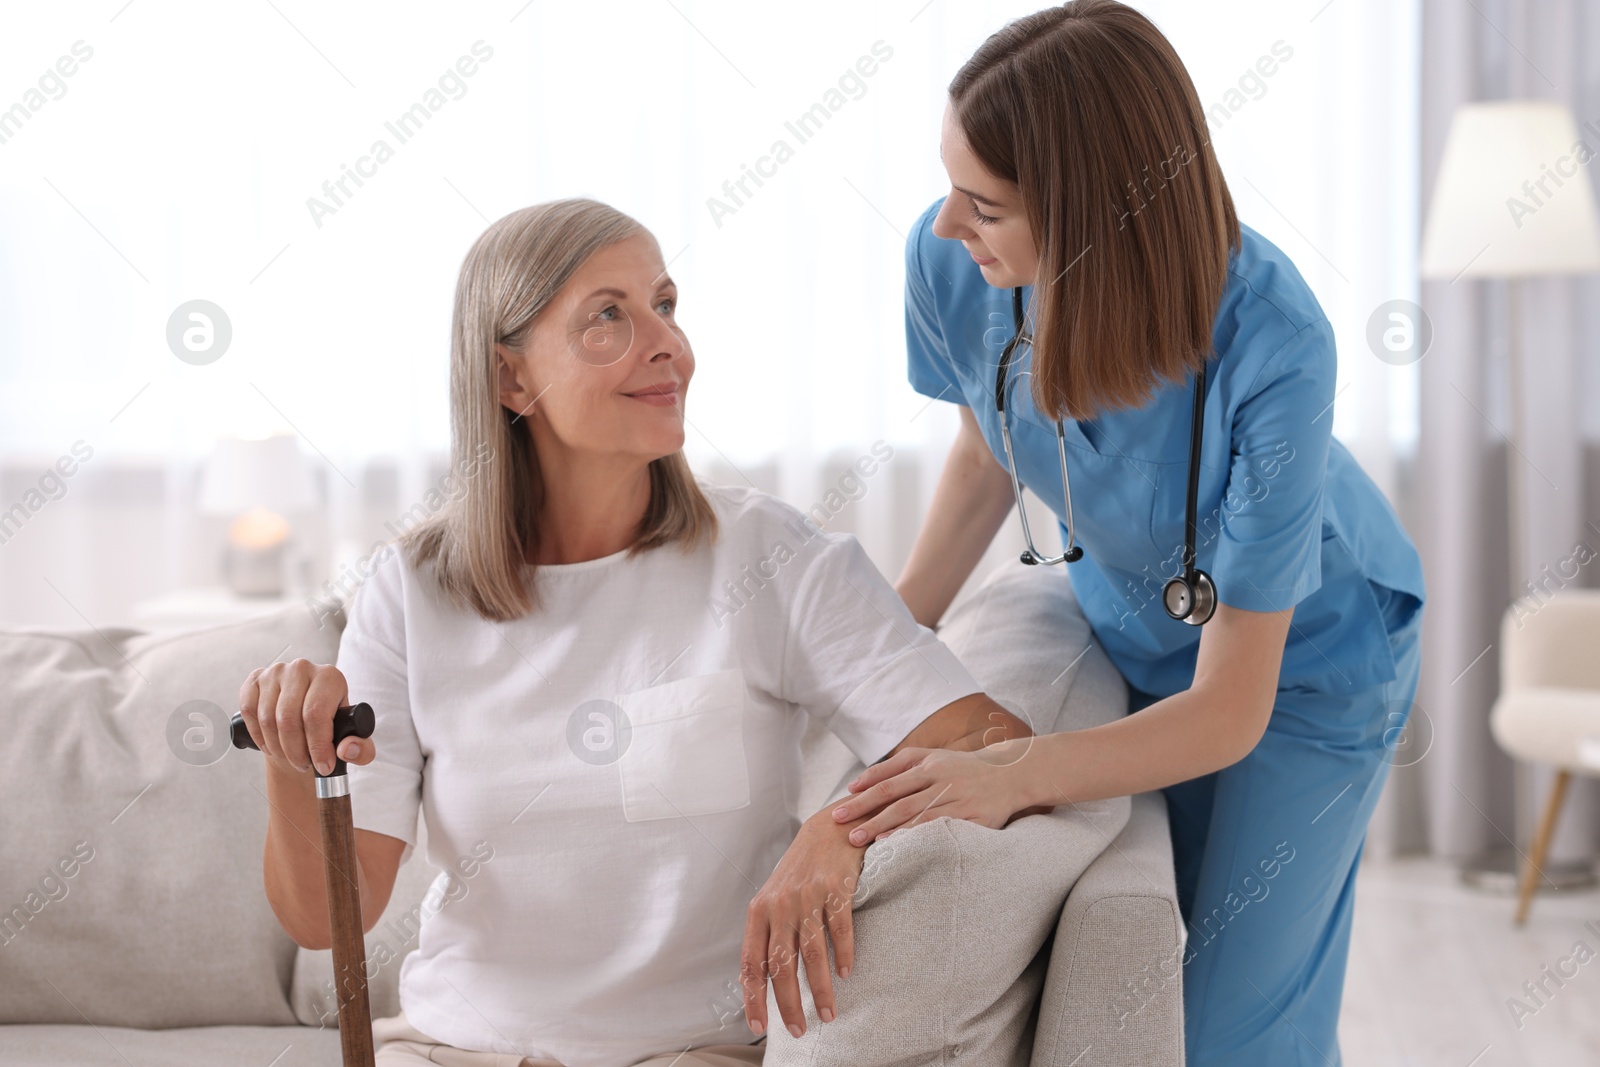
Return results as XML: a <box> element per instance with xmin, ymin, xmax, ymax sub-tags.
<box><xmin>835</xmin><ymin>743</ymin><xmax>1038</xmax><ymax>842</ymax></box>
<box><xmin>837</xmin><ymin>747</ymin><xmax>934</xmax><ymax>825</ymax></box>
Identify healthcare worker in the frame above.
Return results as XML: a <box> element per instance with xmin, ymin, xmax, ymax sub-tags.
<box><xmin>827</xmin><ymin>3</ymin><xmax>1426</xmax><ymax>1065</ymax></box>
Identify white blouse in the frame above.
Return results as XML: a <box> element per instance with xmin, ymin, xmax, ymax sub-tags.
<box><xmin>339</xmin><ymin>480</ymin><xmax>982</xmax><ymax>1067</ymax></box>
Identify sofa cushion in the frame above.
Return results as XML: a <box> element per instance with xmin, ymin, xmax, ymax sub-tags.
<box><xmin>762</xmin><ymin>561</ymin><xmax>1133</xmax><ymax>1066</ymax></box>
<box><xmin>0</xmin><ymin>603</ymin><xmax>343</xmax><ymax>1028</ymax></box>
<box><xmin>0</xmin><ymin>1024</ymin><xmax>340</xmax><ymax>1067</ymax></box>
<box><xmin>935</xmin><ymin>559</ymin><xmax>1129</xmax><ymax>739</ymax></box>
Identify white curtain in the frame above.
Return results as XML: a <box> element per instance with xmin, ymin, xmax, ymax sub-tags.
<box><xmin>0</xmin><ymin>0</ymin><xmax>1422</xmax><ymax>709</ymax></box>
<box><xmin>1404</xmin><ymin>0</ymin><xmax>1600</xmax><ymax>864</ymax></box>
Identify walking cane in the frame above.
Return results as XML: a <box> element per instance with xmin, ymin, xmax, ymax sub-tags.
<box><xmin>232</xmin><ymin>703</ymin><xmax>377</xmax><ymax>1067</ymax></box>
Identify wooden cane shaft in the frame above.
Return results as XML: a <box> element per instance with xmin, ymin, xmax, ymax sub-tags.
<box><xmin>319</xmin><ymin>789</ymin><xmax>376</xmax><ymax>1067</ymax></box>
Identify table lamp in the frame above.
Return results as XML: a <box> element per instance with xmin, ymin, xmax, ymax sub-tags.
<box><xmin>198</xmin><ymin>433</ymin><xmax>318</xmax><ymax>596</ymax></box>
<box><xmin>1420</xmin><ymin>99</ymin><xmax>1600</xmax><ymax>893</ymax></box>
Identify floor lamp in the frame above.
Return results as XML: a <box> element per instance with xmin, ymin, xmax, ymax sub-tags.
<box><xmin>1420</xmin><ymin>100</ymin><xmax>1600</xmax><ymax>890</ymax></box>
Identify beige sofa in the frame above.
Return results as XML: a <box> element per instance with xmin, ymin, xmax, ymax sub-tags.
<box><xmin>0</xmin><ymin>560</ymin><xmax>1183</xmax><ymax>1066</ymax></box>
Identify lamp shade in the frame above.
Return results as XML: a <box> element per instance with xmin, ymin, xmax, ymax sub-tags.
<box><xmin>1420</xmin><ymin>100</ymin><xmax>1600</xmax><ymax>279</ymax></box>
<box><xmin>197</xmin><ymin>433</ymin><xmax>317</xmax><ymax>515</ymax></box>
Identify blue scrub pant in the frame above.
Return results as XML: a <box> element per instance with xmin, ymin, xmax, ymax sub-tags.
<box><xmin>1136</xmin><ymin>586</ymin><xmax>1423</xmax><ymax>1066</ymax></box>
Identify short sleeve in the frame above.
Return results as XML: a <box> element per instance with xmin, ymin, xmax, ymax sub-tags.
<box><xmin>780</xmin><ymin>532</ymin><xmax>984</xmax><ymax>765</ymax></box>
<box><xmin>1211</xmin><ymin>319</ymin><xmax>1336</xmax><ymax>613</ymax></box>
<box><xmin>904</xmin><ymin>203</ymin><xmax>965</xmax><ymax>405</ymax></box>
<box><xmin>339</xmin><ymin>547</ymin><xmax>424</xmax><ymax>865</ymax></box>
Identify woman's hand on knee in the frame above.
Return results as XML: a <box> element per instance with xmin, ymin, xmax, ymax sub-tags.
<box><xmin>740</xmin><ymin>812</ymin><xmax>864</xmax><ymax>1039</ymax></box>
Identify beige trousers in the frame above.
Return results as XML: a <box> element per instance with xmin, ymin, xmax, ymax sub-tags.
<box><xmin>372</xmin><ymin>1012</ymin><xmax>766</xmax><ymax>1067</ymax></box>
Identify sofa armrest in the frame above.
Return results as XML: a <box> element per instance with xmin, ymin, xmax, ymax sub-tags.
<box><xmin>1030</xmin><ymin>791</ymin><xmax>1184</xmax><ymax>1067</ymax></box>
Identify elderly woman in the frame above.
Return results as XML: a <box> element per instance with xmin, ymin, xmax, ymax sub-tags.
<box><xmin>237</xmin><ymin>198</ymin><xmax>1037</xmax><ymax>1067</ymax></box>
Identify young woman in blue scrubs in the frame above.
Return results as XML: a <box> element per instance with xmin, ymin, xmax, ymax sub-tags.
<box><xmin>828</xmin><ymin>3</ymin><xmax>1425</xmax><ymax>1064</ymax></box>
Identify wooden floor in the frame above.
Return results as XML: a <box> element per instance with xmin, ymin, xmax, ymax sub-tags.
<box><xmin>1339</xmin><ymin>856</ymin><xmax>1600</xmax><ymax>1065</ymax></box>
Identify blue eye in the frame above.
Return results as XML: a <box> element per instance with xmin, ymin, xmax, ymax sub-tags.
<box><xmin>596</xmin><ymin>305</ymin><xmax>619</xmax><ymax>321</ymax></box>
<box><xmin>657</xmin><ymin>297</ymin><xmax>675</xmax><ymax>314</ymax></box>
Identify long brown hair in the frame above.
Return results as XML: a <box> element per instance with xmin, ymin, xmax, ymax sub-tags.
<box><xmin>400</xmin><ymin>198</ymin><xmax>717</xmax><ymax>622</ymax></box>
<box><xmin>949</xmin><ymin>0</ymin><xmax>1240</xmax><ymax>421</ymax></box>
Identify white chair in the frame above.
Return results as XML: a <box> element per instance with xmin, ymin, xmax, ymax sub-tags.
<box><xmin>1489</xmin><ymin>588</ymin><xmax>1600</xmax><ymax>924</ymax></box>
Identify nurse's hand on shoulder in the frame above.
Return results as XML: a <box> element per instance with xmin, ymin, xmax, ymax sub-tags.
<box><xmin>830</xmin><ymin>739</ymin><xmax>1048</xmax><ymax>842</ymax></box>
<box><xmin>238</xmin><ymin>659</ymin><xmax>377</xmax><ymax>777</ymax></box>
<box><xmin>741</xmin><ymin>807</ymin><xmax>867</xmax><ymax>1041</ymax></box>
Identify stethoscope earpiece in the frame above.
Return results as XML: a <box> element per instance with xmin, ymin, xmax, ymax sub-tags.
<box><xmin>1021</xmin><ymin>546</ymin><xmax>1081</xmax><ymax>566</ymax></box>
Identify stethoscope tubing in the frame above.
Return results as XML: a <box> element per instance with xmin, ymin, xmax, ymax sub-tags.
<box><xmin>992</xmin><ymin>285</ymin><xmax>1214</xmax><ymax>625</ymax></box>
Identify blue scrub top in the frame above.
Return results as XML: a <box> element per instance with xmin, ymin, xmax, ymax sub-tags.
<box><xmin>905</xmin><ymin>197</ymin><xmax>1425</xmax><ymax>697</ymax></box>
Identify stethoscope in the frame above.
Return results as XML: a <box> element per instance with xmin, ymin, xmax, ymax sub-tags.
<box><xmin>993</xmin><ymin>286</ymin><xmax>1216</xmax><ymax>626</ymax></box>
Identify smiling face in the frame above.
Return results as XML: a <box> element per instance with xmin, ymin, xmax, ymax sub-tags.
<box><xmin>496</xmin><ymin>232</ymin><xmax>691</xmax><ymax>466</ymax></box>
<box><xmin>931</xmin><ymin>99</ymin><xmax>1039</xmax><ymax>289</ymax></box>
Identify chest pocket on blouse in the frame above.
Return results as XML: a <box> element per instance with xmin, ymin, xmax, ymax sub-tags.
<box><xmin>615</xmin><ymin>668</ymin><xmax>751</xmax><ymax>823</ymax></box>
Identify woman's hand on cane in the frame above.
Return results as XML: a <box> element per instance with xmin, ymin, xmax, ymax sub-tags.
<box><xmin>239</xmin><ymin>659</ymin><xmax>377</xmax><ymax>776</ymax></box>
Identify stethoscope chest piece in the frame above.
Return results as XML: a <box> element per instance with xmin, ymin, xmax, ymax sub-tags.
<box><xmin>1162</xmin><ymin>569</ymin><xmax>1216</xmax><ymax>626</ymax></box>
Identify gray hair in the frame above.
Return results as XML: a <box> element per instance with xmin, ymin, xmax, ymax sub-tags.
<box><xmin>400</xmin><ymin>198</ymin><xmax>717</xmax><ymax>621</ymax></box>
